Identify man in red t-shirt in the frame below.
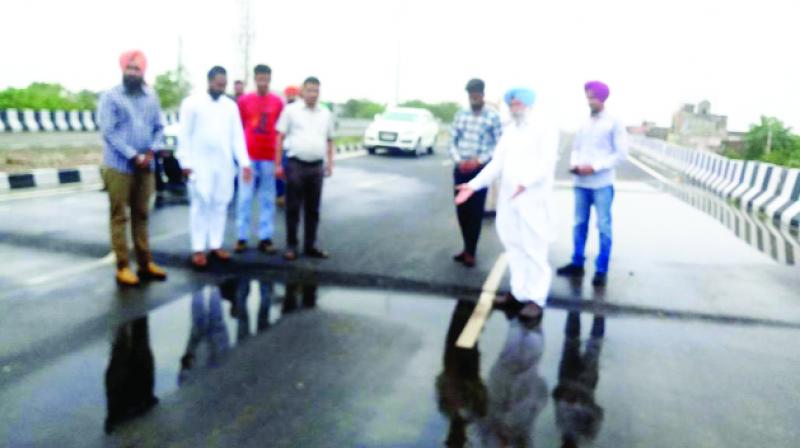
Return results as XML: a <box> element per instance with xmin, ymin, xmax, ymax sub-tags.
<box><xmin>235</xmin><ymin>64</ymin><xmax>284</xmax><ymax>253</ymax></box>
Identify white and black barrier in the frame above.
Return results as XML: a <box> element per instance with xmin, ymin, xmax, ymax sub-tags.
<box><xmin>1</xmin><ymin>144</ymin><xmax>362</xmax><ymax>192</ymax></box>
<box><xmin>0</xmin><ymin>108</ymin><xmax>101</xmax><ymax>132</ymax></box>
<box><xmin>630</xmin><ymin>136</ymin><xmax>800</xmax><ymax>228</ymax></box>
<box><xmin>0</xmin><ymin>109</ymin><xmax>182</xmax><ymax>133</ymax></box>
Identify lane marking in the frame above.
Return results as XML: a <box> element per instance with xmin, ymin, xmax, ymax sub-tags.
<box><xmin>627</xmin><ymin>154</ymin><xmax>677</xmax><ymax>186</ymax></box>
<box><xmin>23</xmin><ymin>252</ymin><xmax>115</xmax><ymax>287</ymax></box>
<box><xmin>456</xmin><ymin>253</ymin><xmax>508</xmax><ymax>349</ymax></box>
<box><xmin>20</xmin><ymin>228</ymin><xmax>188</xmax><ymax>287</ymax></box>
<box><xmin>0</xmin><ymin>183</ymin><xmax>103</xmax><ymax>203</ymax></box>
<box><xmin>150</xmin><ymin>228</ymin><xmax>188</xmax><ymax>243</ymax></box>
<box><xmin>335</xmin><ymin>150</ymin><xmax>367</xmax><ymax>161</ymax></box>
<box><xmin>0</xmin><ymin>148</ymin><xmax>367</xmax><ymax>203</ymax></box>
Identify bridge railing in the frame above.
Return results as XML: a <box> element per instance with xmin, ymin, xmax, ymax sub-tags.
<box><xmin>629</xmin><ymin>135</ymin><xmax>800</xmax><ymax>229</ymax></box>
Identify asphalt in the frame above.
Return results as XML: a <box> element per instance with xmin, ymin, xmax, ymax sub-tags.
<box><xmin>1</xmin><ymin>138</ymin><xmax>800</xmax><ymax>447</ymax></box>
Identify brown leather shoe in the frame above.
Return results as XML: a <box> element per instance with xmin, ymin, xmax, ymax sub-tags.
<box><xmin>138</xmin><ymin>262</ymin><xmax>167</xmax><ymax>281</ymax></box>
<box><xmin>116</xmin><ymin>267</ymin><xmax>140</xmax><ymax>286</ymax></box>
<box><xmin>210</xmin><ymin>249</ymin><xmax>232</xmax><ymax>262</ymax></box>
<box><xmin>191</xmin><ymin>252</ymin><xmax>208</xmax><ymax>269</ymax></box>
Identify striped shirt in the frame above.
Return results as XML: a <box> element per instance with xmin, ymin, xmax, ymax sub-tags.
<box><xmin>97</xmin><ymin>85</ymin><xmax>164</xmax><ymax>174</ymax></box>
<box><xmin>449</xmin><ymin>108</ymin><xmax>503</xmax><ymax>164</ymax></box>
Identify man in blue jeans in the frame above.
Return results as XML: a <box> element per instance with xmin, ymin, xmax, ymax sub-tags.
<box><xmin>235</xmin><ymin>65</ymin><xmax>284</xmax><ymax>254</ymax></box>
<box><xmin>557</xmin><ymin>81</ymin><xmax>628</xmax><ymax>287</ymax></box>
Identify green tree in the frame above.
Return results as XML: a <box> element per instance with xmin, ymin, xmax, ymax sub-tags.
<box><xmin>399</xmin><ymin>100</ymin><xmax>460</xmax><ymax>123</ymax></box>
<box><xmin>154</xmin><ymin>70</ymin><xmax>191</xmax><ymax>111</ymax></box>
<box><xmin>0</xmin><ymin>83</ymin><xmax>97</xmax><ymax>110</ymax></box>
<box><xmin>743</xmin><ymin>116</ymin><xmax>794</xmax><ymax>160</ymax></box>
<box><xmin>340</xmin><ymin>99</ymin><xmax>386</xmax><ymax>119</ymax></box>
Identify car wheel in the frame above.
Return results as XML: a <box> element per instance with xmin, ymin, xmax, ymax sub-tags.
<box><xmin>367</xmin><ymin>147</ymin><xmax>376</xmax><ymax>155</ymax></box>
<box><xmin>414</xmin><ymin>139</ymin><xmax>423</xmax><ymax>158</ymax></box>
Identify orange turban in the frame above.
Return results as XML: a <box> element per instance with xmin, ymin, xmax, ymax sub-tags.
<box><xmin>284</xmin><ymin>86</ymin><xmax>300</xmax><ymax>97</ymax></box>
<box><xmin>119</xmin><ymin>50</ymin><xmax>147</xmax><ymax>73</ymax></box>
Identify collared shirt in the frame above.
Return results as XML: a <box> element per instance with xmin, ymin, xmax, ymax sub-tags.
<box><xmin>238</xmin><ymin>92</ymin><xmax>284</xmax><ymax>161</ymax></box>
<box><xmin>276</xmin><ymin>101</ymin><xmax>333</xmax><ymax>162</ymax></box>
<box><xmin>97</xmin><ymin>85</ymin><xmax>164</xmax><ymax>174</ymax></box>
<box><xmin>449</xmin><ymin>107</ymin><xmax>503</xmax><ymax>164</ymax></box>
<box><xmin>570</xmin><ymin>111</ymin><xmax>628</xmax><ymax>189</ymax></box>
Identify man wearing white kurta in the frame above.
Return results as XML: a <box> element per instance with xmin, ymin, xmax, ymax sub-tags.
<box><xmin>456</xmin><ymin>88</ymin><xmax>558</xmax><ymax>320</ymax></box>
<box><xmin>177</xmin><ymin>66</ymin><xmax>252</xmax><ymax>268</ymax></box>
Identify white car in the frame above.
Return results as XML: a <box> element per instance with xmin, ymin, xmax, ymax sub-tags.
<box><xmin>364</xmin><ymin>107</ymin><xmax>439</xmax><ymax>156</ymax></box>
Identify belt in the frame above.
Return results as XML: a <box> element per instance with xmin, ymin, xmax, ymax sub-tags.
<box><xmin>288</xmin><ymin>157</ymin><xmax>324</xmax><ymax>166</ymax></box>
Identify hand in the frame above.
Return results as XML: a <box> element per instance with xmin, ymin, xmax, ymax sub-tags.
<box><xmin>275</xmin><ymin>166</ymin><xmax>285</xmax><ymax>180</ymax></box>
<box><xmin>325</xmin><ymin>164</ymin><xmax>333</xmax><ymax>177</ymax></box>
<box><xmin>576</xmin><ymin>165</ymin><xmax>595</xmax><ymax>176</ymax></box>
<box><xmin>242</xmin><ymin>166</ymin><xmax>253</xmax><ymax>184</ymax></box>
<box><xmin>458</xmin><ymin>159</ymin><xmax>481</xmax><ymax>173</ymax></box>
<box><xmin>454</xmin><ymin>184</ymin><xmax>475</xmax><ymax>205</ymax></box>
<box><xmin>134</xmin><ymin>153</ymin><xmax>150</xmax><ymax>169</ymax></box>
<box><xmin>182</xmin><ymin>168</ymin><xmax>193</xmax><ymax>178</ymax></box>
<box><xmin>511</xmin><ymin>184</ymin><xmax>526</xmax><ymax>199</ymax></box>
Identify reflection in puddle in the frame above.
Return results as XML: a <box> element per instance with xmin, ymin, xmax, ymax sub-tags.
<box><xmin>554</xmin><ymin>311</ymin><xmax>605</xmax><ymax>447</ymax></box>
<box><xmin>668</xmin><ymin>181</ymin><xmax>800</xmax><ymax>266</ymax></box>
<box><xmin>103</xmin><ymin>278</ymin><xmax>318</xmax><ymax>434</ymax></box>
<box><xmin>3</xmin><ymin>276</ymin><xmax>617</xmax><ymax>447</ymax></box>
<box><xmin>105</xmin><ymin>317</ymin><xmax>158</xmax><ymax>434</ymax></box>
<box><xmin>438</xmin><ymin>300</ymin><xmax>551</xmax><ymax>447</ymax></box>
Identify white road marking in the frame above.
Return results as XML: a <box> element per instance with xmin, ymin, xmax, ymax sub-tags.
<box><xmin>0</xmin><ymin>183</ymin><xmax>103</xmax><ymax>203</ymax></box>
<box><xmin>23</xmin><ymin>252</ymin><xmax>115</xmax><ymax>287</ymax></box>
<box><xmin>456</xmin><ymin>253</ymin><xmax>508</xmax><ymax>349</ymax></box>
<box><xmin>150</xmin><ymin>228</ymin><xmax>188</xmax><ymax>243</ymax></box>
<box><xmin>627</xmin><ymin>155</ymin><xmax>677</xmax><ymax>186</ymax></box>
<box><xmin>335</xmin><ymin>150</ymin><xmax>367</xmax><ymax>161</ymax></box>
<box><xmin>1</xmin><ymin>149</ymin><xmax>367</xmax><ymax>203</ymax></box>
<box><xmin>20</xmin><ymin>228</ymin><xmax>188</xmax><ymax>287</ymax></box>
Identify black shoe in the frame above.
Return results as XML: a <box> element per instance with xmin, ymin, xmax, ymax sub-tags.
<box><xmin>258</xmin><ymin>239</ymin><xmax>278</xmax><ymax>254</ymax></box>
<box><xmin>592</xmin><ymin>272</ymin><xmax>608</xmax><ymax>287</ymax></box>
<box><xmin>234</xmin><ymin>240</ymin><xmax>248</xmax><ymax>253</ymax></box>
<box><xmin>304</xmin><ymin>247</ymin><xmax>329</xmax><ymax>259</ymax></box>
<box><xmin>556</xmin><ymin>263</ymin><xmax>585</xmax><ymax>277</ymax></box>
<box><xmin>519</xmin><ymin>302</ymin><xmax>544</xmax><ymax>326</ymax></box>
<box><xmin>453</xmin><ymin>251</ymin><xmax>467</xmax><ymax>262</ymax></box>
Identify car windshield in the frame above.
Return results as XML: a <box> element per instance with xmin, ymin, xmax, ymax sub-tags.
<box><xmin>382</xmin><ymin>111</ymin><xmax>422</xmax><ymax>122</ymax></box>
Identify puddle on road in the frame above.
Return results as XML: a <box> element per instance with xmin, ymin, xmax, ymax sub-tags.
<box><xmin>0</xmin><ymin>276</ymin><xmax>583</xmax><ymax>447</ymax></box>
<box><xmin>2</xmin><ymin>275</ymin><xmax>799</xmax><ymax>447</ymax></box>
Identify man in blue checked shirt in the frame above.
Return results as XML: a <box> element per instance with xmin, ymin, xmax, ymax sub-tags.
<box><xmin>97</xmin><ymin>50</ymin><xmax>168</xmax><ymax>287</ymax></box>
<box><xmin>450</xmin><ymin>78</ymin><xmax>503</xmax><ymax>268</ymax></box>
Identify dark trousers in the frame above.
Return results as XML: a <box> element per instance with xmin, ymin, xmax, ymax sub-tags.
<box><xmin>453</xmin><ymin>166</ymin><xmax>488</xmax><ymax>257</ymax></box>
<box><xmin>286</xmin><ymin>158</ymin><xmax>324</xmax><ymax>250</ymax></box>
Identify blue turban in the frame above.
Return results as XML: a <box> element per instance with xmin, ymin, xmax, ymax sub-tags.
<box><xmin>504</xmin><ymin>87</ymin><xmax>536</xmax><ymax>107</ymax></box>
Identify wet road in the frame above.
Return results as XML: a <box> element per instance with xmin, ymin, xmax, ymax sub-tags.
<box><xmin>1</xmin><ymin>142</ymin><xmax>800</xmax><ymax>447</ymax></box>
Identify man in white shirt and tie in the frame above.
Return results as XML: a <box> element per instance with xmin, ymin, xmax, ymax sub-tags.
<box><xmin>556</xmin><ymin>81</ymin><xmax>628</xmax><ymax>287</ymax></box>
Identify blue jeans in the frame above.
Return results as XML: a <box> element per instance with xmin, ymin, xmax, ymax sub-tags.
<box><xmin>571</xmin><ymin>186</ymin><xmax>615</xmax><ymax>273</ymax></box>
<box><xmin>236</xmin><ymin>160</ymin><xmax>276</xmax><ymax>241</ymax></box>
<box><xmin>276</xmin><ymin>150</ymin><xmax>288</xmax><ymax>197</ymax></box>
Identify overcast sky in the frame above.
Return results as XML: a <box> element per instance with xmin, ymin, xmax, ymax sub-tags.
<box><xmin>2</xmin><ymin>0</ymin><xmax>798</xmax><ymax>130</ymax></box>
